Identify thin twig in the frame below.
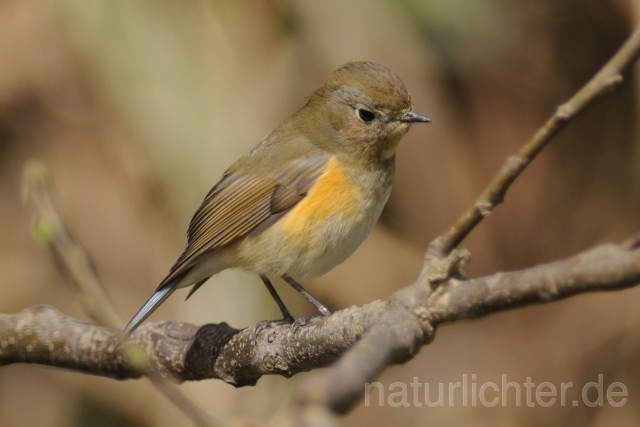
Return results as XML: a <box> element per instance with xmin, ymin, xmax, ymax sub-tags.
<box><xmin>427</xmin><ymin>23</ymin><xmax>640</xmax><ymax>259</ymax></box>
<box><xmin>22</xmin><ymin>162</ymin><xmax>122</xmax><ymax>328</ymax></box>
<box><xmin>21</xmin><ymin>161</ymin><xmax>221</xmax><ymax>427</ymax></box>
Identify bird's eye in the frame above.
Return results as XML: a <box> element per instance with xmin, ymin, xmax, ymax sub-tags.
<box><xmin>357</xmin><ymin>108</ymin><xmax>376</xmax><ymax>122</ymax></box>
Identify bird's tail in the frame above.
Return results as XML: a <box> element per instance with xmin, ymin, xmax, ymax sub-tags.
<box><xmin>119</xmin><ymin>275</ymin><xmax>183</xmax><ymax>341</ymax></box>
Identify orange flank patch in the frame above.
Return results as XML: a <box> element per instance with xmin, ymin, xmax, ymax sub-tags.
<box><xmin>282</xmin><ymin>156</ymin><xmax>358</xmax><ymax>237</ymax></box>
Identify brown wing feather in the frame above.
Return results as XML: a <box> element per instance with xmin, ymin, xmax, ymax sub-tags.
<box><xmin>159</xmin><ymin>151</ymin><xmax>329</xmax><ymax>287</ymax></box>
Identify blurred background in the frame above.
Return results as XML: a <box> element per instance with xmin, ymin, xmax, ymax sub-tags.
<box><xmin>1</xmin><ymin>0</ymin><xmax>639</xmax><ymax>425</ymax></box>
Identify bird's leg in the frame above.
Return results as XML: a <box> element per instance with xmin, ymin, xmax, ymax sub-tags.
<box><xmin>281</xmin><ymin>273</ymin><xmax>332</xmax><ymax>316</ymax></box>
<box><xmin>253</xmin><ymin>275</ymin><xmax>296</xmax><ymax>342</ymax></box>
<box><xmin>260</xmin><ymin>275</ymin><xmax>294</xmax><ymax>323</ymax></box>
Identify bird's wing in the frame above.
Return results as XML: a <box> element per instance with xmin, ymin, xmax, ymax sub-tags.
<box><xmin>159</xmin><ymin>149</ymin><xmax>330</xmax><ymax>287</ymax></box>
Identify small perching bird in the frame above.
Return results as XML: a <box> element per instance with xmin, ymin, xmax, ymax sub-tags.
<box><xmin>122</xmin><ymin>61</ymin><xmax>430</xmax><ymax>338</ymax></box>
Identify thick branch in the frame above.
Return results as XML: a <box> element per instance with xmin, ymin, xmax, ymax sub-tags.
<box><xmin>0</xmin><ymin>301</ymin><xmax>382</xmax><ymax>384</ymax></box>
<box><xmin>431</xmin><ymin>237</ymin><xmax>640</xmax><ymax>324</ymax></box>
<box><xmin>0</xmin><ymin>305</ymin><xmax>139</xmax><ymax>379</ymax></box>
<box><xmin>2</xmin><ymin>239</ymin><xmax>638</xmax><ymax>387</ymax></box>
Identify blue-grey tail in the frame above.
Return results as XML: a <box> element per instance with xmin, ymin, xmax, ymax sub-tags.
<box><xmin>119</xmin><ymin>280</ymin><xmax>179</xmax><ymax>341</ymax></box>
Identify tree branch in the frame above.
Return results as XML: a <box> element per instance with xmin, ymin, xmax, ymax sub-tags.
<box><xmin>426</xmin><ymin>22</ymin><xmax>640</xmax><ymax>260</ymax></box>
<box><xmin>431</xmin><ymin>235</ymin><xmax>640</xmax><ymax>324</ymax></box>
<box><xmin>2</xmin><ymin>238</ymin><xmax>638</xmax><ymax>386</ymax></box>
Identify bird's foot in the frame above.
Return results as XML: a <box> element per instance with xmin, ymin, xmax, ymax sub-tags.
<box><xmin>251</xmin><ymin>315</ymin><xmax>294</xmax><ymax>342</ymax></box>
<box><xmin>290</xmin><ymin>315</ymin><xmax>316</xmax><ymax>333</ymax></box>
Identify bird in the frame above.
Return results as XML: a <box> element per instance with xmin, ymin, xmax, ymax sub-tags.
<box><xmin>121</xmin><ymin>61</ymin><xmax>430</xmax><ymax>338</ymax></box>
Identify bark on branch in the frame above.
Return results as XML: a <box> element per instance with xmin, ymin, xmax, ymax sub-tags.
<box><xmin>2</xmin><ymin>237</ymin><xmax>638</xmax><ymax>387</ymax></box>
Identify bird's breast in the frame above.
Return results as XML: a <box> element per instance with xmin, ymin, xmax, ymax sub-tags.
<box><xmin>281</xmin><ymin>156</ymin><xmax>361</xmax><ymax>238</ymax></box>
<box><xmin>238</xmin><ymin>156</ymin><xmax>393</xmax><ymax>277</ymax></box>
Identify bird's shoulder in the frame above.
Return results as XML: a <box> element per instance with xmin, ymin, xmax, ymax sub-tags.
<box><xmin>202</xmin><ymin>134</ymin><xmax>329</xmax><ymax>207</ymax></box>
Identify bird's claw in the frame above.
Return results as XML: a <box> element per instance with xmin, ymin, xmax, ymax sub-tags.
<box><xmin>291</xmin><ymin>316</ymin><xmax>315</xmax><ymax>333</ymax></box>
<box><xmin>251</xmin><ymin>316</ymin><xmax>294</xmax><ymax>342</ymax></box>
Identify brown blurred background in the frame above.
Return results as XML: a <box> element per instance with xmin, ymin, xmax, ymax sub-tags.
<box><xmin>1</xmin><ymin>0</ymin><xmax>640</xmax><ymax>426</ymax></box>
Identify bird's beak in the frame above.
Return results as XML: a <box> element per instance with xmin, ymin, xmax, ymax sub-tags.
<box><xmin>401</xmin><ymin>109</ymin><xmax>431</xmax><ymax>123</ymax></box>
